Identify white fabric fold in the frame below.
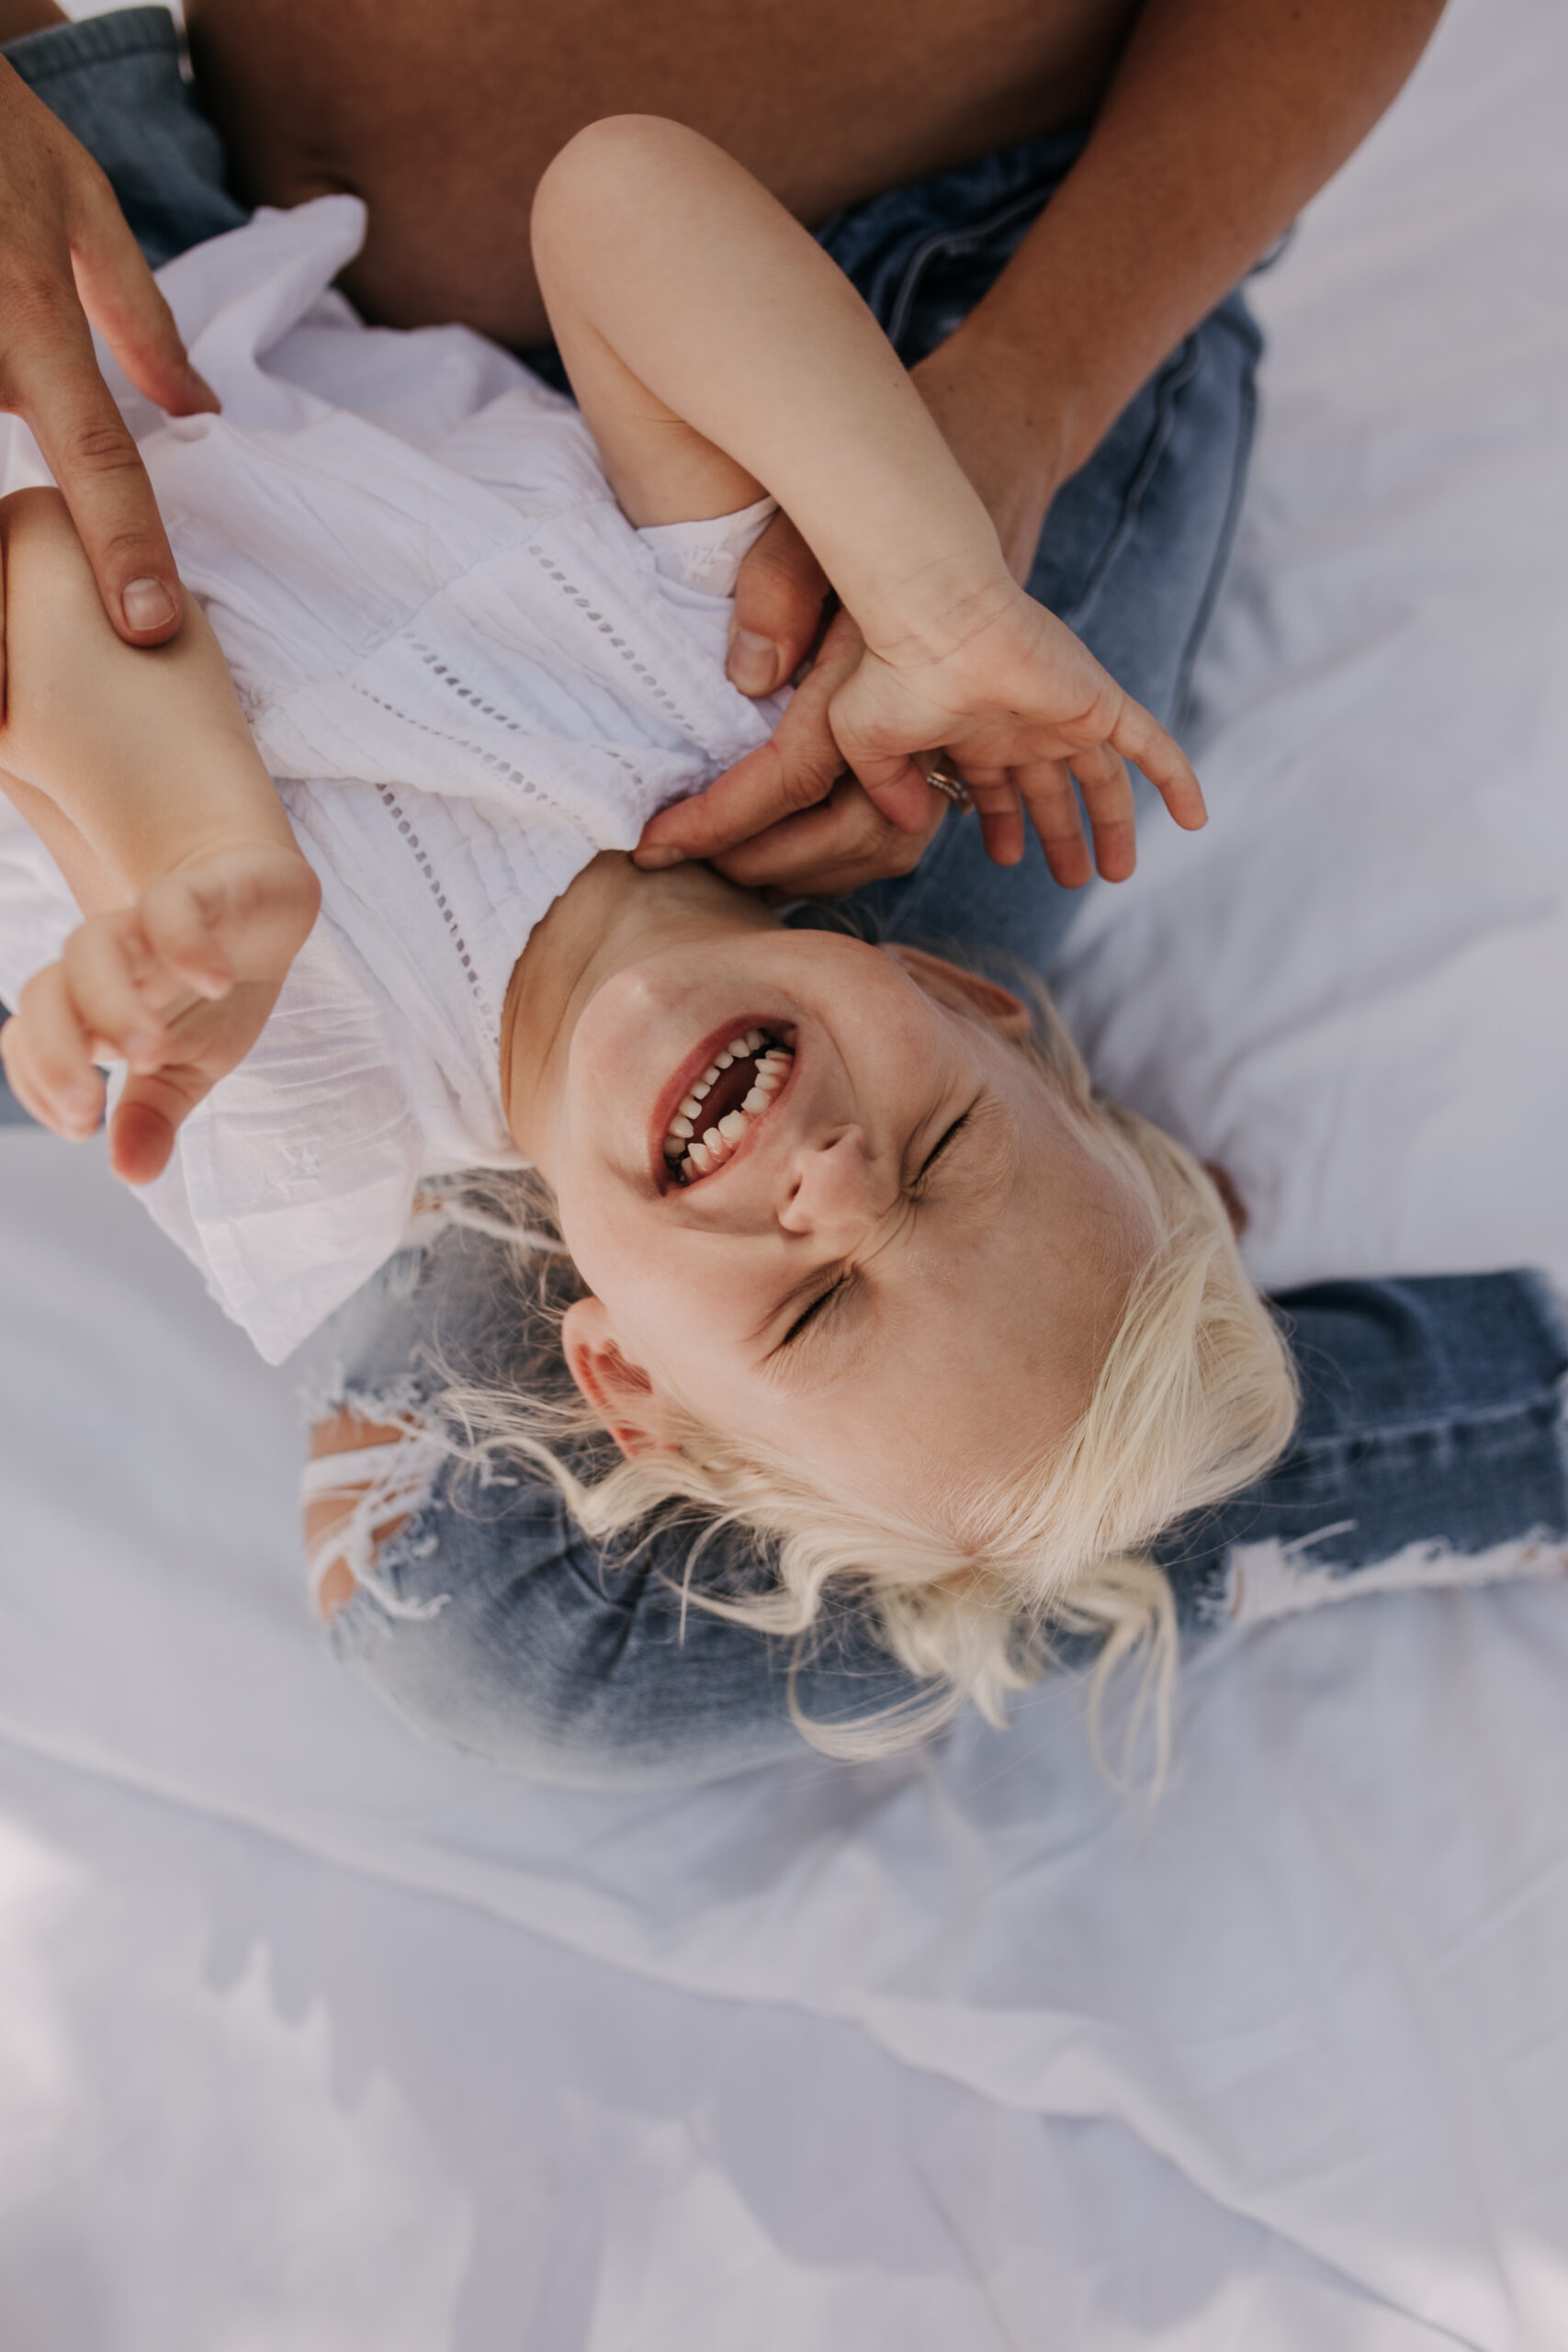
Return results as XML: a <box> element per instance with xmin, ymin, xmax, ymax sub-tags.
<box><xmin>0</xmin><ymin>197</ymin><xmax>784</xmax><ymax>1362</ymax></box>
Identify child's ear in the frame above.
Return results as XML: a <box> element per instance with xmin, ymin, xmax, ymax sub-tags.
<box><xmin>883</xmin><ymin>944</ymin><xmax>1032</xmax><ymax>1037</ymax></box>
<box><xmin>560</xmin><ymin>1296</ymin><xmax>682</xmax><ymax>1456</ymax></box>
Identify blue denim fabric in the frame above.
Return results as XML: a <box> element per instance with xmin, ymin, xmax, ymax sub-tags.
<box><xmin>12</xmin><ymin>11</ymin><xmax>1566</xmax><ymax>1787</ymax></box>
<box><xmin>811</xmin><ymin>134</ymin><xmax>1261</xmax><ymax>978</ymax></box>
<box><xmin>321</xmin><ymin>1232</ymin><xmax>1568</xmax><ymax>1790</ymax></box>
<box><xmin>1154</xmin><ymin>1273</ymin><xmax>1568</xmax><ymax>1621</ymax></box>
<box><xmin>3</xmin><ymin>8</ymin><xmax>245</xmax><ymax>268</ymax></box>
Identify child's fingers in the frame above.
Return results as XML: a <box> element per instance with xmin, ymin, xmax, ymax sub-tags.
<box><xmin>960</xmin><ymin>763</ymin><xmax>1028</xmax><ymax>869</ymax></box>
<box><xmin>844</xmin><ymin>750</ymin><xmax>942</xmax><ymax>834</ymax></box>
<box><xmin>1108</xmin><ymin>699</ymin><xmax>1207</xmax><ymax>831</ymax></box>
<box><xmin>139</xmin><ymin>870</ymin><xmax>233</xmax><ymax>999</ymax></box>
<box><xmin>1064</xmin><ymin>741</ymin><xmax>1137</xmax><ymax>884</ymax></box>
<box><xmin>6</xmin><ymin>963</ymin><xmax>105</xmax><ymax>1137</ymax></box>
<box><xmin>107</xmin><ymin>1072</ymin><xmax>186</xmax><ymax>1186</ymax></box>
<box><xmin>1006</xmin><ymin>757</ymin><xmax>1093</xmax><ymax>887</ymax></box>
<box><xmin>59</xmin><ymin>918</ymin><xmax>168</xmax><ymax>1069</ymax></box>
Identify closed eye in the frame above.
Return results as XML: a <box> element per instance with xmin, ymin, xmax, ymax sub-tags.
<box><xmin>777</xmin><ymin>1110</ymin><xmax>976</xmax><ymax>1351</ymax></box>
<box><xmin>780</xmin><ymin>1271</ymin><xmax>849</xmax><ymax>1348</ymax></box>
<box><xmin>914</xmin><ymin>1110</ymin><xmax>971</xmax><ymax>1190</ymax></box>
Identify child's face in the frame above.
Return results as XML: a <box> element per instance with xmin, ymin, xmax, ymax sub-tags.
<box><xmin>551</xmin><ymin>930</ymin><xmax>1147</xmax><ymax>1532</ymax></box>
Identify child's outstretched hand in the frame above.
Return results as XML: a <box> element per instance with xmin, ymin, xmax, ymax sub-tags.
<box><xmin>634</xmin><ymin>577</ymin><xmax>1203</xmax><ymax>892</ymax></box>
<box><xmin>825</xmin><ymin>579</ymin><xmax>1207</xmax><ymax>881</ymax></box>
<box><xmin>0</xmin><ymin>838</ymin><xmax>320</xmax><ymax>1184</ymax></box>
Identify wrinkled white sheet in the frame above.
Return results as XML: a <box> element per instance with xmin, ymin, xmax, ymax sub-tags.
<box><xmin>3</xmin><ymin>0</ymin><xmax>1568</xmax><ymax>2343</ymax></box>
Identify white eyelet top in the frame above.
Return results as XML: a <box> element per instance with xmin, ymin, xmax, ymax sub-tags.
<box><xmin>0</xmin><ymin>198</ymin><xmax>784</xmax><ymax>1361</ymax></box>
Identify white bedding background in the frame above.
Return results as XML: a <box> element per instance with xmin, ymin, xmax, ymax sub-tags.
<box><xmin>3</xmin><ymin>0</ymin><xmax>1568</xmax><ymax>2343</ymax></box>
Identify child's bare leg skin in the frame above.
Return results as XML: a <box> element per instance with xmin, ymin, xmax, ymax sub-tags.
<box><xmin>305</xmin><ymin>1410</ymin><xmax>430</xmax><ymax>1621</ymax></box>
<box><xmin>0</xmin><ymin>487</ymin><xmax>319</xmax><ymax>1174</ymax></box>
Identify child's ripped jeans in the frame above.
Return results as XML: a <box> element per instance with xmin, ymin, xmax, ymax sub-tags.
<box><xmin>313</xmin><ymin>1222</ymin><xmax>1568</xmax><ymax>1790</ymax></box>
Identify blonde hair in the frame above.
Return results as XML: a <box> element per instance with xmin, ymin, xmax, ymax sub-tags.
<box><xmin>444</xmin><ymin>974</ymin><xmax>1297</xmax><ymax>1779</ymax></box>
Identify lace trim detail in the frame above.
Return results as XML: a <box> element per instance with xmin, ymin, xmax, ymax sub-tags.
<box><xmin>353</xmin><ymin>758</ymin><xmax>487</xmax><ymax>1009</ymax></box>
<box><xmin>525</xmin><ymin>543</ymin><xmax>705</xmax><ymax>742</ymax></box>
<box><xmin>405</xmin><ymin>635</ymin><xmax>643</xmax><ymax>791</ymax></box>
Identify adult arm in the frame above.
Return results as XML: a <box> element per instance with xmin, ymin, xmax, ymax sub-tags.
<box><xmin>641</xmin><ymin>0</ymin><xmax>1449</xmax><ymax>888</ymax></box>
<box><xmin>0</xmin><ymin>0</ymin><xmax>216</xmax><ymax>653</ymax></box>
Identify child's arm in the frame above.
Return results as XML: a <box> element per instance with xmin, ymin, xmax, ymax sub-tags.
<box><xmin>0</xmin><ymin>487</ymin><xmax>320</xmax><ymax>1180</ymax></box>
<box><xmin>530</xmin><ymin>116</ymin><xmax>1205</xmax><ymax>882</ymax></box>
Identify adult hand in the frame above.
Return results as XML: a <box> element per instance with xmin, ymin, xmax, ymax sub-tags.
<box><xmin>635</xmin><ymin>318</ymin><xmax>1084</xmax><ymax>887</ymax></box>
<box><xmin>0</xmin><ymin>54</ymin><xmax>217</xmax><ymax>652</ymax></box>
<box><xmin>825</xmin><ymin>575</ymin><xmax>1205</xmax><ymax>880</ymax></box>
<box><xmin>648</xmin><ymin>607</ymin><xmax>947</xmax><ymax>898</ymax></box>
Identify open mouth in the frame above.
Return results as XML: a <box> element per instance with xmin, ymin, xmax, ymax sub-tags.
<box><xmin>660</xmin><ymin>1024</ymin><xmax>795</xmax><ymax>1186</ymax></box>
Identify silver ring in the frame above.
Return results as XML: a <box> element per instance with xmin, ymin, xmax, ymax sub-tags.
<box><xmin>924</xmin><ymin>762</ymin><xmax>974</xmax><ymax>813</ymax></box>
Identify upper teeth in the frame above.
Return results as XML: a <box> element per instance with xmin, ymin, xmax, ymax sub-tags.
<box><xmin>662</xmin><ymin>1035</ymin><xmax>794</xmax><ymax>1182</ymax></box>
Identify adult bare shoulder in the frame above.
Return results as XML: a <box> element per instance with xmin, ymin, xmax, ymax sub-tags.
<box><xmin>0</xmin><ymin>33</ymin><xmax>216</xmax><ymax>650</ymax></box>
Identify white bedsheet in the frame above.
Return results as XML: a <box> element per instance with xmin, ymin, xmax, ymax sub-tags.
<box><xmin>4</xmin><ymin>0</ymin><xmax>1568</xmax><ymax>2342</ymax></box>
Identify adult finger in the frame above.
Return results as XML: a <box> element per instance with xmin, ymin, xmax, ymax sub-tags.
<box><xmin>10</xmin><ymin>307</ymin><xmax>184</xmax><ymax>642</ymax></box>
<box><xmin>636</xmin><ymin>609</ymin><xmax>863</xmax><ymax>865</ymax></box>
<box><xmin>832</xmin><ymin>738</ymin><xmax>942</xmax><ymax>836</ymax></box>
<box><xmin>823</xmin><ymin>651</ymin><xmax>965</xmax><ymax>835</ymax></box>
<box><xmin>712</xmin><ymin>772</ymin><xmax>941</xmax><ymax>899</ymax></box>
<box><xmin>70</xmin><ymin>165</ymin><xmax>219</xmax><ymax>423</ymax></box>
<box><xmin>636</xmin><ymin>719</ymin><xmax>843</xmax><ymax>868</ymax></box>
<box><xmin>727</xmin><ymin>508</ymin><xmax>830</xmax><ymax>696</ymax></box>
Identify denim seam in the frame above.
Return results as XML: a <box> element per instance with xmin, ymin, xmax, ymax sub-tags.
<box><xmin>1063</xmin><ymin>334</ymin><xmax>1205</xmax><ymax>633</ymax></box>
<box><xmin>1281</xmin><ymin>1380</ymin><xmax>1568</xmax><ymax>1462</ymax></box>
<box><xmin>1169</xmin><ymin>325</ymin><xmax>1258</xmax><ymax>718</ymax></box>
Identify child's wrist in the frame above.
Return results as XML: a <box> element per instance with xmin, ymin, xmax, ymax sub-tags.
<box><xmin>853</xmin><ymin>552</ymin><xmax>1024</xmax><ymax>673</ymax></box>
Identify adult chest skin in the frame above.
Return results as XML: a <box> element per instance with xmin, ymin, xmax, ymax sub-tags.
<box><xmin>186</xmin><ymin>0</ymin><xmax>1138</xmax><ymax>348</ymax></box>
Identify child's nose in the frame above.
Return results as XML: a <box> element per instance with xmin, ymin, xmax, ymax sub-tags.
<box><xmin>779</xmin><ymin>1126</ymin><xmax>883</xmax><ymax>1239</ymax></box>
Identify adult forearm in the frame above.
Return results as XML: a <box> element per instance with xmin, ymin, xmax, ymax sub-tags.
<box><xmin>952</xmin><ymin>0</ymin><xmax>1448</xmax><ymax>481</ymax></box>
<box><xmin>0</xmin><ymin>1</ymin><xmax>64</xmax><ymax>40</ymax></box>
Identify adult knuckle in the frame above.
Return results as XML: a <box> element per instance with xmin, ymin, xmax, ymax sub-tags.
<box><xmin>778</xmin><ymin>754</ymin><xmax>835</xmax><ymax>816</ymax></box>
<box><xmin>58</xmin><ymin>413</ymin><xmax>141</xmax><ymax>478</ymax></box>
<box><xmin>0</xmin><ymin>251</ymin><xmax>70</xmax><ymax>326</ymax></box>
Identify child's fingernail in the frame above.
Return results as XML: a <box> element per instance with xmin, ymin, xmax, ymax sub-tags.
<box><xmin>121</xmin><ymin>577</ymin><xmax>177</xmax><ymax>631</ymax></box>
<box><xmin>727</xmin><ymin>630</ymin><xmax>780</xmax><ymax>695</ymax></box>
<box><xmin>633</xmin><ymin>846</ymin><xmax>685</xmax><ymax>871</ymax></box>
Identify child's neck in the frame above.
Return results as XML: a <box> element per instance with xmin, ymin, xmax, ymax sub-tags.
<box><xmin>501</xmin><ymin>851</ymin><xmax>777</xmax><ymax>1173</ymax></box>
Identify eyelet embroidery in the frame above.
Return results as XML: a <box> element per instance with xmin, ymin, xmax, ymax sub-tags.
<box><xmin>404</xmin><ymin>636</ymin><xmax>645</xmax><ymax>793</ymax></box>
<box><xmin>525</xmin><ymin>547</ymin><xmax>706</xmax><ymax>743</ymax></box>
<box><xmin>365</xmin><ymin>773</ymin><xmax>489</xmax><ymax>1012</ymax></box>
